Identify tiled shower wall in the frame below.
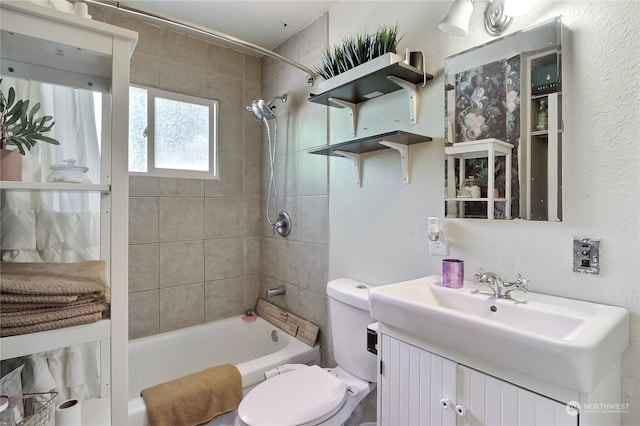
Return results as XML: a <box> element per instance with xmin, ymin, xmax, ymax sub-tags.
<box><xmin>259</xmin><ymin>16</ymin><xmax>332</xmax><ymax>363</ymax></box>
<box><xmin>94</xmin><ymin>7</ymin><xmax>331</xmax><ymax>346</ymax></box>
<box><xmin>93</xmin><ymin>7</ymin><xmax>263</xmax><ymax>339</ymax></box>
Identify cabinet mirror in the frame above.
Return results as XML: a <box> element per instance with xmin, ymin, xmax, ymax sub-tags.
<box><xmin>444</xmin><ymin>17</ymin><xmax>563</xmax><ymax>221</ymax></box>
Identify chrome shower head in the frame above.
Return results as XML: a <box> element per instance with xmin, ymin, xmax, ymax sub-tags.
<box><xmin>247</xmin><ymin>99</ymin><xmax>275</xmax><ymax>121</ymax></box>
<box><xmin>246</xmin><ymin>93</ymin><xmax>287</xmax><ymax>121</ymax></box>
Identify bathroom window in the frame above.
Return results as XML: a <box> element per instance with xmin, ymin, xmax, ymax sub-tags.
<box><xmin>128</xmin><ymin>86</ymin><xmax>218</xmax><ymax>179</ymax></box>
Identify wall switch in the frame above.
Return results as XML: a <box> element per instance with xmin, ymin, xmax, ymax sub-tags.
<box><xmin>429</xmin><ymin>223</ymin><xmax>448</xmax><ymax>256</ymax></box>
<box><xmin>573</xmin><ymin>237</ymin><xmax>600</xmax><ymax>274</ymax></box>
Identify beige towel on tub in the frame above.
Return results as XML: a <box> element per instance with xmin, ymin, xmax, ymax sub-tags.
<box><xmin>141</xmin><ymin>363</ymin><xmax>242</xmax><ymax>426</ymax></box>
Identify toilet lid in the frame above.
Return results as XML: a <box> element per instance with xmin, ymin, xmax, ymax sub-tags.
<box><xmin>238</xmin><ymin>365</ymin><xmax>347</xmax><ymax>426</ymax></box>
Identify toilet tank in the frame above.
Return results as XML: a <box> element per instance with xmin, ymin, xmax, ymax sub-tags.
<box><xmin>327</xmin><ymin>278</ymin><xmax>377</xmax><ymax>383</ymax></box>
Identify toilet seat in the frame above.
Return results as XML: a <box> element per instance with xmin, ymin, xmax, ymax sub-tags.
<box><xmin>238</xmin><ymin>365</ymin><xmax>348</xmax><ymax>426</ymax></box>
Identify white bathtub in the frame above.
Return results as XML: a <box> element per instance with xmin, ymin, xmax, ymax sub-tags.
<box><xmin>128</xmin><ymin>315</ymin><xmax>321</xmax><ymax>426</ymax></box>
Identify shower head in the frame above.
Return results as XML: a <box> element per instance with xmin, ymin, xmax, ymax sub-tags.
<box><xmin>246</xmin><ymin>93</ymin><xmax>287</xmax><ymax>121</ymax></box>
<box><xmin>247</xmin><ymin>99</ymin><xmax>275</xmax><ymax>121</ymax></box>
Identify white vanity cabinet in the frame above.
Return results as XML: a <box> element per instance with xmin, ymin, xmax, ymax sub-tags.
<box><xmin>0</xmin><ymin>2</ymin><xmax>136</xmax><ymax>424</ymax></box>
<box><xmin>378</xmin><ymin>334</ymin><xmax>577</xmax><ymax>426</ymax></box>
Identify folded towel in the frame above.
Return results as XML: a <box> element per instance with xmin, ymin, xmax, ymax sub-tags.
<box><xmin>0</xmin><ymin>297</ymin><xmax>101</xmax><ymax>313</ymax></box>
<box><xmin>0</xmin><ymin>260</ymin><xmax>107</xmax><ymax>297</ymax></box>
<box><xmin>0</xmin><ymin>312</ymin><xmax>103</xmax><ymax>337</ymax></box>
<box><xmin>0</xmin><ymin>302</ymin><xmax>109</xmax><ymax>327</ymax></box>
<box><xmin>0</xmin><ymin>293</ymin><xmax>80</xmax><ymax>304</ymax></box>
<box><xmin>0</xmin><ymin>261</ymin><xmax>110</xmax><ymax>337</ymax></box>
<box><xmin>141</xmin><ymin>363</ymin><xmax>242</xmax><ymax>426</ymax></box>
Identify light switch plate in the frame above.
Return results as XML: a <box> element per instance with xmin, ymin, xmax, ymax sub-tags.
<box><xmin>573</xmin><ymin>237</ymin><xmax>600</xmax><ymax>274</ymax></box>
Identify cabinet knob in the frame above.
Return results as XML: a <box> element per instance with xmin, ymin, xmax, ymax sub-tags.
<box><xmin>455</xmin><ymin>404</ymin><xmax>468</xmax><ymax>416</ymax></box>
<box><xmin>440</xmin><ymin>398</ymin><xmax>453</xmax><ymax>410</ymax></box>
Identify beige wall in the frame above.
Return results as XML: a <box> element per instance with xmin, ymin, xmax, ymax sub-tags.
<box><xmin>92</xmin><ymin>6</ymin><xmax>264</xmax><ymax>339</ymax></box>
<box><xmin>259</xmin><ymin>15</ymin><xmax>331</xmax><ymax>364</ymax></box>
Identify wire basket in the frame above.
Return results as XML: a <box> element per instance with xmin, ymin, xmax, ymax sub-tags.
<box><xmin>22</xmin><ymin>392</ymin><xmax>57</xmax><ymax>426</ymax></box>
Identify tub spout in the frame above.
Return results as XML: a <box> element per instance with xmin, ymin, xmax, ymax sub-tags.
<box><xmin>266</xmin><ymin>286</ymin><xmax>286</xmax><ymax>299</ymax></box>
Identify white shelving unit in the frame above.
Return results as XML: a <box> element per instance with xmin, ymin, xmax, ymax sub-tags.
<box><xmin>0</xmin><ymin>2</ymin><xmax>136</xmax><ymax>424</ymax></box>
<box><xmin>445</xmin><ymin>138</ymin><xmax>513</xmax><ymax>219</ymax></box>
<box><xmin>0</xmin><ymin>182</ymin><xmax>110</xmax><ymax>191</ymax></box>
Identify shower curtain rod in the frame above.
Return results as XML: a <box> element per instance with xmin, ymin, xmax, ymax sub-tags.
<box><xmin>84</xmin><ymin>0</ymin><xmax>317</xmax><ymax>85</ymax></box>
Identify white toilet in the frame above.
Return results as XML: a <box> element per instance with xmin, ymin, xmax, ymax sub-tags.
<box><xmin>237</xmin><ymin>278</ymin><xmax>377</xmax><ymax>426</ymax></box>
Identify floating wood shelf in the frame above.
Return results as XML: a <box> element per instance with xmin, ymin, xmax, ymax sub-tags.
<box><xmin>308</xmin><ymin>53</ymin><xmax>433</xmax><ymax>134</ymax></box>
<box><xmin>308</xmin><ymin>130</ymin><xmax>431</xmax><ymax>156</ymax></box>
<box><xmin>308</xmin><ymin>130</ymin><xmax>432</xmax><ymax>186</ymax></box>
<box><xmin>308</xmin><ymin>60</ymin><xmax>432</xmax><ymax>106</ymax></box>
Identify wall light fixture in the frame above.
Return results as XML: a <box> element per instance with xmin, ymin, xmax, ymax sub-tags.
<box><xmin>439</xmin><ymin>0</ymin><xmax>536</xmax><ymax>37</ymax></box>
<box><xmin>438</xmin><ymin>0</ymin><xmax>475</xmax><ymax>36</ymax></box>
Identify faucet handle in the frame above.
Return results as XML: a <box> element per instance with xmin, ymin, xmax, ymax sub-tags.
<box><xmin>514</xmin><ymin>274</ymin><xmax>529</xmax><ymax>291</ymax></box>
<box><xmin>473</xmin><ymin>268</ymin><xmax>485</xmax><ymax>281</ymax></box>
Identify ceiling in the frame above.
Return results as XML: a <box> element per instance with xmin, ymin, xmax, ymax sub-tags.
<box><xmin>119</xmin><ymin>0</ymin><xmax>340</xmax><ymax>51</ymax></box>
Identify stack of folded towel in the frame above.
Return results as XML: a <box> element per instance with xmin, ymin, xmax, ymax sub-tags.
<box><xmin>0</xmin><ymin>260</ymin><xmax>109</xmax><ymax>337</ymax></box>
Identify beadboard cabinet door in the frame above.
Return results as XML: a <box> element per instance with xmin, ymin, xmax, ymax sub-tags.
<box><xmin>378</xmin><ymin>335</ymin><xmax>578</xmax><ymax>426</ymax></box>
<box><xmin>379</xmin><ymin>334</ymin><xmax>457</xmax><ymax>426</ymax></box>
<box><xmin>457</xmin><ymin>365</ymin><xmax>577</xmax><ymax>426</ymax></box>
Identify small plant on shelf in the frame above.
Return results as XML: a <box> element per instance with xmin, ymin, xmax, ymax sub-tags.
<box><xmin>0</xmin><ymin>79</ymin><xmax>60</xmax><ymax>155</ymax></box>
<box><xmin>313</xmin><ymin>23</ymin><xmax>404</xmax><ymax>80</ymax></box>
<box><xmin>474</xmin><ymin>160</ymin><xmax>506</xmax><ymax>197</ymax></box>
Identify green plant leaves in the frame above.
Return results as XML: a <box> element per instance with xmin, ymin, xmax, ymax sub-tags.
<box><xmin>0</xmin><ymin>78</ymin><xmax>60</xmax><ymax>153</ymax></box>
<box><xmin>313</xmin><ymin>23</ymin><xmax>404</xmax><ymax>81</ymax></box>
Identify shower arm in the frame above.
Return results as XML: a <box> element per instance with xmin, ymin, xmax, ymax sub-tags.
<box><xmin>267</xmin><ymin>94</ymin><xmax>288</xmax><ymax>108</ymax></box>
<box><xmin>84</xmin><ymin>0</ymin><xmax>317</xmax><ymax>85</ymax></box>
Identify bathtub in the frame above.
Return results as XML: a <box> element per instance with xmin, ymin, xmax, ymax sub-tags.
<box><xmin>128</xmin><ymin>315</ymin><xmax>321</xmax><ymax>426</ymax></box>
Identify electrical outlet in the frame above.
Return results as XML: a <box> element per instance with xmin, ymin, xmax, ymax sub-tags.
<box><xmin>429</xmin><ymin>223</ymin><xmax>448</xmax><ymax>256</ymax></box>
<box><xmin>429</xmin><ymin>239</ymin><xmax>448</xmax><ymax>256</ymax></box>
<box><xmin>573</xmin><ymin>237</ymin><xmax>600</xmax><ymax>274</ymax></box>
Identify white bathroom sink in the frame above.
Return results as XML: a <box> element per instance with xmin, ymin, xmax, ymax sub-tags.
<box><xmin>368</xmin><ymin>275</ymin><xmax>629</xmax><ymax>393</ymax></box>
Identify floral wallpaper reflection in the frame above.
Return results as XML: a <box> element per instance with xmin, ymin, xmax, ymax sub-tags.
<box><xmin>448</xmin><ymin>54</ymin><xmax>522</xmax><ymax>218</ymax></box>
<box><xmin>454</xmin><ymin>55</ymin><xmax>520</xmax><ymax>143</ymax></box>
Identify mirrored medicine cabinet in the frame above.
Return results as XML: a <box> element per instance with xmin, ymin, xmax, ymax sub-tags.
<box><xmin>444</xmin><ymin>17</ymin><xmax>563</xmax><ymax>221</ymax></box>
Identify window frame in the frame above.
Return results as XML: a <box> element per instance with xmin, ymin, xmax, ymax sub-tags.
<box><xmin>128</xmin><ymin>85</ymin><xmax>219</xmax><ymax>180</ymax></box>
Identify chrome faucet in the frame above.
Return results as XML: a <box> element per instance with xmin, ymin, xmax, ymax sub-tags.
<box><xmin>266</xmin><ymin>285</ymin><xmax>286</xmax><ymax>299</ymax></box>
<box><xmin>473</xmin><ymin>268</ymin><xmax>529</xmax><ymax>299</ymax></box>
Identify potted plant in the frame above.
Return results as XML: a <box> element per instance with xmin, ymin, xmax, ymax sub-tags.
<box><xmin>0</xmin><ymin>79</ymin><xmax>60</xmax><ymax>181</ymax></box>
<box><xmin>313</xmin><ymin>23</ymin><xmax>403</xmax><ymax>81</ymax></box>
<box><xmin>475</xmin><ymin>160</ymin><xmax>506</xmax><ymax>198</ymax></box>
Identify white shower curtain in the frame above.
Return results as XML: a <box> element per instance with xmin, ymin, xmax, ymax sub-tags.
<box><xmin>0</xmin><ymin>75</ymin><xmax>103</xmax><ymax>400</ymax></box>
<box><xmin>0</xmin><ymin>78</ymin><xmax>101</xmax><ymax>262</ymax></box>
